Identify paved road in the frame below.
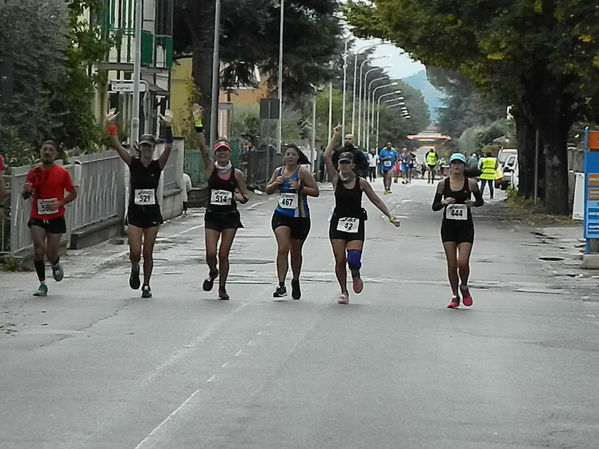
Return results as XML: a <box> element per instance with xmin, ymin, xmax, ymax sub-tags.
<box><xmin>1</xmin><ymin>178</ymin><xmax>598</xmax><ymax>449</ymax></box>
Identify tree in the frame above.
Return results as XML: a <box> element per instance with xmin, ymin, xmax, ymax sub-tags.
<box><xmin>173</xmin><ymin>0</ymin><xmax>343</xmax><ymax>144</ymax></box>
<box><xmin>0</xmin><ymin>0</ymin><xmax>69</xmax><ymax>163</ymax></box>
<box><xmin>344</xmin><ymin>0</ymin><xmax>599</xmax><ymax>214</ymax></box>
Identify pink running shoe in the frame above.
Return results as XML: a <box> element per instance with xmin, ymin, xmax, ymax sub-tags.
<box><xmin>460</xmin><ymin>285</ymin><xmax>473</xmax><ymax>307</ymax></box>
<box><xmin>446</xmin><ymin>296</ymin><xmax>460</xmax><ymax>309</ymax></box>
<box><xmin>351</xmin><ymin>269</ymin><xmax>363</xmax><ymax>294</ymax></box>
<box><xmin>338</xmin><ymin>292</ymin><xmax>350</xmax><ymax>304</ymax></box>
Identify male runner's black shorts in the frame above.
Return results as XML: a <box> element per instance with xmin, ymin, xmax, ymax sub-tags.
<box><xmin>441</xmin><ymin>221</ymin><xmax>474</xmax><ymax>244</ymax></box>
<box><xmin>271</xmin><ymin>211</ymin><xmax>311</xmax><ymax>240</ymax></box>
<box><xmin>28</xmin><ymin>217</ymin><xmax>67</xmax><ymax>234</ymax></box>
<box><xmin>127</xmin><ymin>205</ymin><xmax>163</xmax><ymax>229</ymax></box>
<box><xmin>205</xmin><ymin>210</ymin><xmax>243</xmax><ymax>232</ymax></box>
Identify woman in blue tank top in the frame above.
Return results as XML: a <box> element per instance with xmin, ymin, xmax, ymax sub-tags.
<box><xmin>265</xmin><ymin>144</ymin><xmax>319</xmax><ymax>299</ymax></box>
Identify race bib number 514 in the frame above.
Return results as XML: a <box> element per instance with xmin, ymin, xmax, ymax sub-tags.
<box><xmin>210</xmin><ymin>189</ymin><xmax>232</xmax><ymax>205</ymax></box>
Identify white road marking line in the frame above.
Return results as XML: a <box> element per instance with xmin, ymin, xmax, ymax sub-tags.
<box><xmin>221</xmin><ymin>361</ymin><xmax>230</xmax><ymax>368</ymax></box>
<box><xmin>140</xmin><ymin>304</ymin><xmax>246</xmax><ymax>387</ymax></box>
<box><xmin>234</xmin><ymin>349</ymin><xmax>243</xmax><ymax>357</ymax></box>
<box><xmin>207</xmin><ymin>374</ymin><xmax>216</xmax><ymax>382</ymax></box>
<box><xmin>247</xmin><ymin>339</ymin><xmax>254</xmax><ymax>346</ymax></box>
<box><xmin>170</xmin><ymin>224</ymin><xmax>204</xmax><ymax>238</ymax></box>
<box><xmin>133</xmin><ymin>388</ymin><xmax>202</xmax><ymax>449</ymax></box>
<box><xmin>246</xmin><ymin>200</ymin><xmax>269</xmax><ymax>211</ymax></box>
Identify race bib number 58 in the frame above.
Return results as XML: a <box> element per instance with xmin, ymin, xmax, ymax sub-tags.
<box><xmin>446</xmin><ymin>204</ymin><xmax>467</xmax><ymax>221</ymax></box>
<box><xmin>337</xmin><ymin>217</ymin><xmax>360</xmax><ymax>233</ymax></box>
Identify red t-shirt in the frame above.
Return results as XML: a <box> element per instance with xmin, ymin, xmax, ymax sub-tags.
<box><xmin>26</xmin><ymin>164</ymin><xmax>75</xmax><ymax>220</ymax></box>
<box><xmin>0</xmin><ymin>155</ymin><xmax>5</xmax><ymax>171</ymax></box>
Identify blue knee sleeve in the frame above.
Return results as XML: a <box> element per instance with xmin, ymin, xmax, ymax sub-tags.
<box><xmin>347</xmin><ymin>250</ymin><xmax>362</xmax><ymax>270</ymax></box>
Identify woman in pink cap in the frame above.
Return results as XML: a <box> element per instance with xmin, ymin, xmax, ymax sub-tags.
<box><xmin>194</xmin><ymin>104</ymin><xmax>249</xmax><ymax>300</ymax></box>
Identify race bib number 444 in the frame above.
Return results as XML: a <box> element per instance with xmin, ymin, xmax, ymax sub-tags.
<box><xmin>134</xmin><ymin>189</ymin><xmax>156</xmax><ymax>206</ymax></box>
<box><xmin>337</xmin><ymin>217</ymin><xmax>360</xmax><ymax>233</ymax></box>
<box><xmin>278</xmin><ymin>192</ymin><xmax>298</xmax><ymax>209</ymax></box>
<box><xmin>446</xmin><ymin>204</ymin><xmax>467</xmax><ymax>221</ymax></box>
<box><xmin>37</xmin><ymin>198</ymin><xmax>58</xmax><ymax>215</ymax></box>
<box><xmin>210</xmin><ymin>189</ymin><xmax>232</xmax><ymax>205</ymax></box>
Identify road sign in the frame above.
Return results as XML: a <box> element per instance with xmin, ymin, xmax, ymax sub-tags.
<box><xmin>109</xmin><ymin>80</ymin><xmax>146</xmax><ymax>93</ymax></box>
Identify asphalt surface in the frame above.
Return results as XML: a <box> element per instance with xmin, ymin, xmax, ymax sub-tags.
<box><xmin>1</xmin><ymin>177</ymin><xmax>598</xmax><ymax>449</ymax></box>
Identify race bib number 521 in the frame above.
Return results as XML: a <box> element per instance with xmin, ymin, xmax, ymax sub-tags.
<box><xmin>134</xmin><ymin>189</ymin><xmax>156</xmax><ymax>206</ymax></box>
<box><xmin>446</xmin><ymin>204</ymin><xmax>467</xmax><ymax>221</ymax></box>
<box><xmin>337</xmin><ymin>217</ymin><xmax>360</xmax><ymax>233</ymax></box>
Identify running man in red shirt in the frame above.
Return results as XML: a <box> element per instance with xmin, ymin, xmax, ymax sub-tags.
<box><xmin>22</xmin><ymin>141</ymin><xmax>77</xmax><ymax>296</ymax></box>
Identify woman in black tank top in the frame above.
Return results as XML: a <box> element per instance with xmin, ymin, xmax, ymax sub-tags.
<box><xmin>194</xmin><ymin>104</ymin><xmax>249</xmax><ymax>301</ymax></box>
<box><xmin>432</xmin><ymin>153</ymin><xmax>484</xmax><ymax>308</ymax></box>
<box><xmin>324</xmin><ymin>125</ymin><xmax>400</xmax><ymax>305</ymax></box>
<box><xmin>107</xmin><ymin>108</ymin><xmax>174</xmax><ymax>299</ymax></box>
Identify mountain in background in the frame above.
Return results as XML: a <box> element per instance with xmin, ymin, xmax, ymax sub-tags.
<box><xmin>402</xmin><ymin>70</ymin><xmax>444</xmax><ymax>122</ymax></box>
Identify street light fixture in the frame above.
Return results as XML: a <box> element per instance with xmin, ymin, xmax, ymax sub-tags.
<box><xmin>375</xmin><ymin>91</ymin><xmax>402</xmax><ymax>148</ymax></box>
<box><xmin>367</xmin><ymin>82</ymin><xmax>399</xmax><ymax>150</ymax></box>
<box><xmin>341</xmin><ymin>37</ymin><xmax>352</xmax><ymax>137</ymax></box>
<box><xmin>276</xmin><ymin>0</ymin><xmax>284</xmax><ymax>153</ymax></box>
<box><xmin>209</xmin><ymin>0</ymin><xmax>222</xmax><ymax>150</ymax></box>
<box><xmin>359</xmin><ymin>64</ymin><xmax>390</xmax><ymax>145</ymax></box>
<box><xmin>362</xmin><ymin>76</ymin><xmax>387</xmax><ymax>146</ymax></box>
<box><xmin>351</xmin><ymin>44</ymin><xmax>376</xmax><ymax>135</ymax></box>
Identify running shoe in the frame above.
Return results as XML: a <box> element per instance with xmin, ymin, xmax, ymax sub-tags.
<box><xmin>141</xmin><ymin>285</ymin><xmax>152</xmax><ymax>298</ymax></box>
<box><xmin>33</xmin><ymin>284</ymin><xmax>48</xmax><ymax>297</ymax></box>
<box><xmin>351</xmin><ymin>269</ymin><xmax>363</xmax><ymax>294</ymax></box>
<box><xmin>446</xmin><ymin>296</ymin><xmax>460</xmax><ymax>308</ymax></box>
<box><xmin>291</xmin><ymin>279</ymin><xmax>301</xmax><ymax>300</ymax></box>
<box><xmin>337</xmin><ymin>292</ymin><xmax>349</xmax><ymax>304</ymax></box>
<box><xmin>460</xmin><ymin>285</ymin><xmax>473</xmax><ymax>307</ymax></box>
<box><xmin>51</xmin><ymin>262</ymin><xmax>63</xmax><ymax>282</ymax></box>
<box><xmin>202</xmin><ymin>270</ymin><xmax>219</xmax><ymax>291</ymax></box>
<box><xmin>273</xmin><ymin>285</ymin><xmax>287</xmax><ymax>298</ymax></box>
<box><xmin>129</xmin><ymin>268</ymin><xmax>141</xmax><ymax>290</ymax></box>
<box><xmin>218</xmin><ymin>288</ymin><xmax>230</xmax><ymax>300</ymax></box>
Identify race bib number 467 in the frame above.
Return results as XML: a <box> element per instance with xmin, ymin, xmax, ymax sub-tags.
<box><xmin>134</xmin><ymin>189</ymin><xmax>156</xmax><ymax>206</ymax></box>
<box><xmin>38</xmin><ymin>198</ymin><xmax>58</xmax><ymax>215</ymax></box>
<box><xmin>210</xmin><ymin>189</ymin><xmax>232</xmax><ymax>205</ymax></box>
<box><xmin>278</xmin><ymin>192</ymin><xmax>298</xmax><ymax>209</ymax></box>
<box><xmin>337</xmin><ymin>217</ymin><xmax>360</xmax><ymax>233</ymax></box>
<box><xmin>446</xmin><ymin>204</ymin><xmax>467</xmax><ymax>221</ymax></box>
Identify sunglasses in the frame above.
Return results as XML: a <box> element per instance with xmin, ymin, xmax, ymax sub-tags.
<box><xmin>339</xmin><ymin>160</ymin><xmax>352</xmax><ymax>164</ymax></box>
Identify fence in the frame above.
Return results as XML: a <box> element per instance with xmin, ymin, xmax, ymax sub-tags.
<box><xmin>3</xmin><ymin>142</ymin><xmax>184</xmax><ymax>258</ymax></box>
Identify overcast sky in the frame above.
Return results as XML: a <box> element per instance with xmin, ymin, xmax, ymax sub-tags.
<box><xmin>354</xmin><ymin>37</ymin><xmax>426</xmax><ymax>79</ymax></box>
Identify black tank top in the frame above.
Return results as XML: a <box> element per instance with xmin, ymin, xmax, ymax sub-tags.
<box><xmin>207</xmin><ymin>166</ymin><xmax>237</xmax><ymax>213</ymax></box>
<box><xmin>442</xmin><ymin>176</ymin><xmax>472</xmax><ymax>222</ymax></box>
<box><xmin>334</xmin><ymin>178</ymin><xmax>363</xmax><ymax>218</ymax></box>
<box><xmin>128</xmin><ymin>158</ymin><xmax>162</xmax><ymax>209</ymax></box>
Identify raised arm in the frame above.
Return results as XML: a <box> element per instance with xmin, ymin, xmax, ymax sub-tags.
<box><xmin>157</xmin><ymin>110</ymin><xmax>174</xmax><ymax>169</ymax></box>
<box><xmin>265</xmin><ymin>168</ymin><xmax>283</xmax><ymax>195</ymax></box>
<box><xmin>106</xmin><ymin>108</ymin><xmax>132</xmax><ymax>166</ymax></box>
<box><xmin>323</xmin><ymin>124</ymin><xmax>341</xmax><ymax>184</ymax></box>
<box><xmin>361</xmin><ymin>179</ymin><xmax>400</xmax><ymax>227</ymax></box>
<box><xmin>192</xmin><ymin>103</ymin><xmax>213</xmax><ymax>177</ymax></box>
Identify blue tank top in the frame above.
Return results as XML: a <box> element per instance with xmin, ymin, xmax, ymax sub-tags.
<box><xmin>274</xmin><ymin>166</ymin><xmax>310</xmax><ymax>218</ymax></box>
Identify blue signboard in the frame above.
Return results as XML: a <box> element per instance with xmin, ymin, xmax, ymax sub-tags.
<box><xmin>583</xmin><ymin>142</ymin><xmax>599</xmax><ymax>241</ymax></box>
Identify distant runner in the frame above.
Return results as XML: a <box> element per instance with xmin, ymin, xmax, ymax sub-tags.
<box><xmin>324</xmin><ymin>125</ymin><xmax>400</xmax><ymax>304</ymax></box>
<box><xmin>478</xmin><ymin>152</ymin><xmax>497</xmax><ymax>199</ymax></box>
<box><xmin>378</xmin><ymin>142</ymin><xmax>398</xmax><ymax>194</ymax></box>
<box><xmin>107</xmin><ymin>108</ymin><xmax>173</xmax><ymax>298</ymax></box>
<box><xmin>426</xmin><ymin>148</ymin><xmax>438</xmax><ymax>184</ymax></box>
<box><xmin>432</xmin><ymin>153</ymin><xmax>484</xmax><ymax>308</ymax></box>
<box><xmin>22</xmin><ymin>141</ymin><xmax>77</xmax><ymax>296</ymax></box>
<box><xmin>266</xmin><ymin>144</ymin><xmax>319</xmax><ymax>299</ymax></box>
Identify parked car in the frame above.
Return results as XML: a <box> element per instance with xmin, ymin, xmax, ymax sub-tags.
<box><xmin>496</xmin><ymin>153</ymin><xmax>518</xmax><ymax>190</ymax></box>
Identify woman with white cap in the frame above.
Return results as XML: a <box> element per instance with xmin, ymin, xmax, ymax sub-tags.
<box><xmin>106</xmin><ymin>108</ymin><xmax>173</xmax><ymax>298</ymax></box>
<box><xmin>324</xmin><ymin>125</ymin><xmax>400</xmax><ymax>304</ymax></box>
<box><xmin>432</xmin><ymin>152</ymin><xmax>484</xmax><ymax>308</ymax></box>
<box><xmin>193</xmin><ymin>104</ymin><xmax>249</xmax><ymax>300</ymax></box>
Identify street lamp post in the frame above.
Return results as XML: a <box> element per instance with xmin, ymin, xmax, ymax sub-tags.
<box><xmin>341</xmin><ymin>37</ymin><xmax>351</xmax><ymax>138</ymax></box>
<box><xmin>375</xmin><ymin>91</ymin><xmax>401</xmax><ymax>148</ymax></box>
<box><xmin>328</xmin><ymin>81</ymin><xmax>333</xmax><ymax>138</ymax></box>
<box><xmin>364</xmin><ymin>78</ymin><xmax>392</xmax><ymax>149</ymax></box>
<box><xmin>130</xmin><ymin>0</ymin><xmax>143</xmax><ymax>148</ymax></box>
<box><xmin>209</xmin><ymin>0</ymin><xmax>222</xmax><ymax>150</ymax></box>
<box><xmin>367</xmin><ymin>83</ymin><xmax>399</xmax><ymax>151</ymax></box>
<box><xmin>276</xmin><ymin>0</ymin><xmax>284</xmax><ymax>153</ymax></box>
<box><xmin>351</xmin><ymin>44</ymin><xmax>376</xmax><ymax>135</ymax></box>
<box><xmin>359</xmin><ymin>65</ymin><xmax>389</xmax><ymax>145</ymax></box>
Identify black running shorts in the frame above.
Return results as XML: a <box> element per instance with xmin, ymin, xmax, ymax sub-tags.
<box><xmin>328</xmin><ymin>215</ymin><xmax>365</xmax><ymax>242</ymax></box>
<box><xmin>127</xmin><ymin>205</ymin><xmax>163</xmax><ymax>229</ymax></box>
<box><xmin>271</xmin><ymin>211</ymin><xmax>311</xmax><ymax>241</ymax></box>
<box><xmin>204</xmin><ymin>210</ymin><xmax>243</xmax><ymax>232</ymax></box>
<box><xmin>28</xmin><ymin>216</ymin><xmax>66</xmax><ymax>234</ymax></box>
<box><xmin>441</xmin><ymin>220</ymin><xmax>474</xmax><ymax>244</ymax></box>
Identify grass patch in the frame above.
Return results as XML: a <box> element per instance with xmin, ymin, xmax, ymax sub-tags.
<box><xmin>504</xmin><ymin>190</ymin><xmax>578</xmax><ymax>225</ymax></box>
<box><xmin>0</xmin><ymin>257</ymin><xmax>31</xmax><ymax>272</ymax></box>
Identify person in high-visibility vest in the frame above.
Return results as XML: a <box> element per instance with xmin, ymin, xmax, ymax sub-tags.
<box><xmin>478</xmin><ymin>152</ymin><xmax>498</xmax><ymax>199</ymax></box>
<box><xmin>426</xmin><ymin>149</ymin><xmax>438</xmax><ymax>184</ymax></box>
